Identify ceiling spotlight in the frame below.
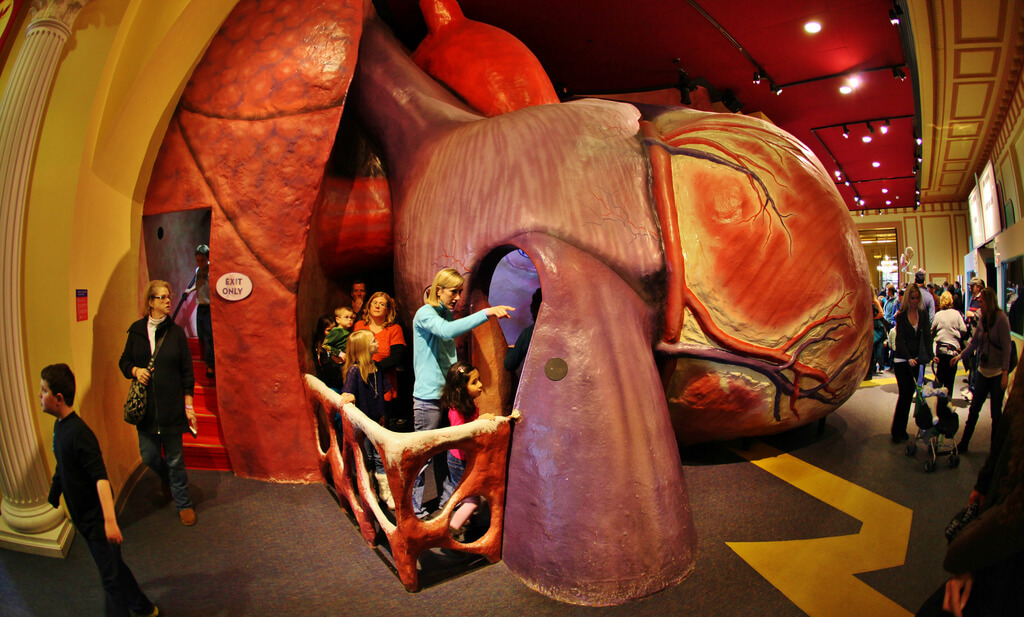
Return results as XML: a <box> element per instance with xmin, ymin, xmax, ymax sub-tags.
<box><xmin>893</xmin><ymin>67</ymin><xmax>907</xmax><ymax>80</ymax></box>
<box><xmin>885</xmin><ymin>201</ymin><xmax>892</xmax><ymax>206</ymax></box>
<box><xmin>804</xmin><ymin>21</ymin><xmax>822</xmax><ymax>34</ymax></box>
<box><xmin>834</xmin><ymin>170</ymin><xmax>842</xmax><ymax>177</ymax></box>
<box><xmin>862</xmin><ymin>135</ymin><xmax>872</xmax><ymax>143</ymax></box>
<box><xmin>770</xmin><ymin>83</ymin><xmax>783</xmax><ymax>95</ymax></box>
<box><xmin>845</xmin><ymin>181</ymin><xmax>851</xmax><ymax>186</ymax></box>
<box><xmin>866</xmin><ymin>121</ymin><xmax>875</xmax><ymax>134</ymax></box>
<box><xmin>882</xmin><ymin>188</ymin><xmax>889</xmax><ymax>193</ymax></box>
<box><xmin>753</xmin><ymin>70</ymin><xmax>762</xmax><ymax>84</ymax></box>
<box><xmin>843</xmin><ymin>125</ymin><xmax>850</xmax><ymax>138</ymax></box>
<box><xmin>872</xmin><ymin>161</ymin><xmax>881</xmax><ymax>168</ymax></box>
<box><xmin>889</xmin><ymin>9</ymin><xmax>901</xmax><ymax>25</ymax></box>
<box><xmin>878</xmin><ymin>210</ymin><xmax>882</xmax><ymax>215</ymax></box>
<box><xmin>840</xmin><ymin>85</ymin><xmax>853</xmax><ymax>95</ymax></box>
<box><xmin>881</xmin><ymin>119</ymin><xmax>890</xmax><ymax>134</ymax></box>
<box><xmin>916</xmin><ymin>137</ymin><xmax>923</xmax><ymax>146</ymax></box>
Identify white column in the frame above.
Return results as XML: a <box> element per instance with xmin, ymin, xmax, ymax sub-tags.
<box><xmin>0</xmin><ymin>0</ymin><xmax>90</xmax><ymax>558</ymax></box>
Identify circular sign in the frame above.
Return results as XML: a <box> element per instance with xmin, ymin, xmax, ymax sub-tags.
<box><xmin>215</xmin><ymin>272</ymin><xmax>253</xmax><ymax>302</ymax></box>
<box><xmin>544</xmin><ymin>358</ymin><xmax>568</xmax><ymax>381</ymax></box>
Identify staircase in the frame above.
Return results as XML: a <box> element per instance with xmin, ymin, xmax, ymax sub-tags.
<box><xmin>184</xmin><ymin>337</ymin><xmax>232</xmax><ymax>471</ymax></box>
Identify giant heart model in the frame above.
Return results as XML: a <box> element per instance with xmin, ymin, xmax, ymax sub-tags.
<box><xmin>145</xmin><ymin>0</ymin><xmax>871</xmax><ymax>606</ymax></box>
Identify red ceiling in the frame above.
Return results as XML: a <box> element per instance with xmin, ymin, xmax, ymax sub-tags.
<box><xmin>378</xmin><ymin>0</ymin><xmax>917</xmax><ymax>212</ymax></box>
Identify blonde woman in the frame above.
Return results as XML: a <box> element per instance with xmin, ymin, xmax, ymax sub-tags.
<box><xmin>353</xmin><ymin>292</ymin><xmax>406</xmax><ymax>402</ymax></box>
<box><xmin>410</xmin><ymin>268</ymin><xmax>514</xmax><ymax>517</ymax></box>
<box><xmin>932</xmin><ymin>291</ymin><xmax>968</xmax><ymax>399</ymax></box>
<box><xmin>118</xmin><ymin>280</ymin><xmax>197</xmax><ymax>526</ymax></box>
<box><xmin>891</xmin><ymin>283</ymin><xmax>933</xmax><ymax>443</ymax></box>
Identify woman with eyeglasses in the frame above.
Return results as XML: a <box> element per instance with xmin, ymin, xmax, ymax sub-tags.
<box><xmin>353</xmin><ymin>292</ymin><xmax>407</xmax><ymax>405</ymax></box>
<box><xmin>118</xmin><ymin>280</ymin><xmax>198</xmax><ymax>526</ymax></box>
<box><xmin>409</xmin><ymin>268</ymin><xmax>514</xmax><ymax>517</ymax></box>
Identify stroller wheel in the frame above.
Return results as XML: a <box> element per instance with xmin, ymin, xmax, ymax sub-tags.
<box><xmin>905</xmin><ymin>443</ymin><xmax>917</xmax><ymax>456</ymax></box>
<box><xmin>948</xmin><ymin>454</ymin><xmax>960</xmax><ymax>468</ymax></box>
<box><xmin>925</xmin><ymin>460</ymin><xmax>937</xmax><ymax>473</ymax></box>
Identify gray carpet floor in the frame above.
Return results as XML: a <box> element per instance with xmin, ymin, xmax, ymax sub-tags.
<box><xmin>0</xmin><ymin>373</ymin><xmax>992</xmax><ymax>616</ymax></box>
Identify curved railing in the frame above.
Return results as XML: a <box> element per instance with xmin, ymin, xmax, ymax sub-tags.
<box><xmin>303</xmin><ymin>374</ymin><xmax>519</xmax><ymax>591</ymax></box>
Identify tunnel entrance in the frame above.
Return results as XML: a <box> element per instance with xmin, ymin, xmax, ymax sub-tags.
<box><xmin>468</xmin><ymin>246</ymin><xmax>542</xmax><ymax>414</ymax></box>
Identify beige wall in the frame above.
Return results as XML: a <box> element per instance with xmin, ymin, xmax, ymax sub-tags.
<box><xmin>854</xmin><ymin>202</ymin><xmax>970</xmax><ymax>288</ymax></box>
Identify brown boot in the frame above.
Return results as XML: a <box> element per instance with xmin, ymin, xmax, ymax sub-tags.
<box><xmin>179</xmin><ymin>508</ymin><xmax>197</xmax><ymax>526</ymax></box>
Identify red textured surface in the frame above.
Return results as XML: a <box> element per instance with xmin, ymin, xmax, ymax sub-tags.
<box><xmin>411</xmin><ymin>0</ymin><xmax>558</xmax><ymax>116</ymax></box>
<box><xmin>315</xmin><ymin>176</ymin><xmax>393</xmax><ymax>278</ymax></box>
<box><xmin>144</xmin><ymin>119</ymin><xmax>218</xmax><ymax>215</ymax></box>
<box><xmin>144</xmin><ymin>0</ymin><xmax>363</xmax><ymax>481</ymax></box>
<box><xmin>182</xmin><ymin>0</ymin><xmax>359</xmax><ymax>118</ymax></box>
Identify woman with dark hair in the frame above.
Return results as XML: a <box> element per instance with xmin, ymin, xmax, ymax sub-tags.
<box><xmin>891</xmin><ymin>283</ymin><xmax>933</xmax><ymax>443</ymax></box>
<box><xmin>353</xmin><ymin>291</ymin><xmax>406</xmax><ymax>403</ymax></box>
<box><xmin>916</xmin><ymin>368</ymin><xmax>1024</xmax><ymax>616</ymax></box>
<box><xmin>118</xmin><ymin>280</ymin><xmax>197</xmax><ymax>526</ymax></box>
<box><xmin>312</xmin><ymin>314</ymin><xmax>343</xmax><ymax>392</ymax></box>
<box><xmin>953</xmin><ymin>287</ymin><xmax>1014</xmax><ymax>453</ymax></box>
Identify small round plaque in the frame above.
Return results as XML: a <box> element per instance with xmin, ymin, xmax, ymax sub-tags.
<box><xmin>544</xmin><ymin>358</ymin><xmax>568</xmax><ymax>381</ymax></box>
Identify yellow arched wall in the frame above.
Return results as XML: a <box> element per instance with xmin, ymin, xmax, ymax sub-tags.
<box><xmin>1</xmin><ymin>0</ymin><xmax>237</xmax><ymax>498</ymax></box>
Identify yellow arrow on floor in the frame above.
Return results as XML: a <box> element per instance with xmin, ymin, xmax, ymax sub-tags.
<box><xmin>727</xmin><ymin>441</ymin><xmax>913</xmax><ymax>617</ymax></box>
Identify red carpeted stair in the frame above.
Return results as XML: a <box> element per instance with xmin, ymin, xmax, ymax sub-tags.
<box><xmin>184</xmin><ymin>338</ymin><xmax>232</xmax><ymax>471</ymax></box>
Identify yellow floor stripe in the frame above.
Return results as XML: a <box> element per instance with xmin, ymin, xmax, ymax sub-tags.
<box><xmin>859</xmin><ymin>368</ymin><xmax>969</xmax><ymax>389</ymax></box>
<box><xmin>727</xmin><ymin>442</ymin><xmax>913</xmax><ymax>617</ymax></box>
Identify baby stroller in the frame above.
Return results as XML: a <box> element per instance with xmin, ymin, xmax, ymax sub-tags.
<box><xmin>904</xmin><ymin>366</ymin><xmax>961</xmax><ymax>472</ymax></box>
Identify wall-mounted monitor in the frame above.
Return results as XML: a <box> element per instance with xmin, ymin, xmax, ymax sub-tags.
<box><xmin>979</xmin><ymin>160</ymin><xmax>1001</xmax><ymax>244</ymax></box>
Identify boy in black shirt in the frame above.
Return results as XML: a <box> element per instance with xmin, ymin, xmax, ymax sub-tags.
<box><xmin>42</xmin><ymin>363</ymin><xmax>158</xmax><ymax>617</ymax></box>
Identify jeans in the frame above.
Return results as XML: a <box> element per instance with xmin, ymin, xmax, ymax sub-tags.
<box><xmin>363</xmin><ymin>437</ymin><xmax>384</xmax><ymax>475</ymax></box>
<box><xmin>935</xmin><ymin>353</ymin><xmax>958</xmax><ymax>398</ymax></box>
<box><xmin>891</xmin><ymin>362</ymin><xmax>919</xmax><ymax>439</ymax></box>
<box><xmin>411</xmin><ymin>397</ymin><xmax>444</xmax><ymax>517</ymax></box>
<box><xmin>439</xmin><ymin>451</ymin><xmax>466</xmax><ymax>509</ymax></box>
<box><xmin>196</xmin><ymin>304</ymin><xmax>214</xmax><ymax>368</ymax></box>
<box><xmin>961</xmin><ymin>372</ymin><xmax>1004</xmax><ymax>449</ymax></box>
<box><xmin>138</xmin><ymin>430</ymin><xmax>192</xmax><ymax>510</ymax></box>
<box><xmin>86</xmin><ymin>537</ymin><xmax>154</xmax><ymax>617</ymax></box>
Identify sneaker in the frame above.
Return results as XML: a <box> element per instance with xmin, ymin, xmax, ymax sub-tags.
<box><xmin>179</xmin><ymin>508</ymin><xmax>197</xmax><ymax>526</ymax></box>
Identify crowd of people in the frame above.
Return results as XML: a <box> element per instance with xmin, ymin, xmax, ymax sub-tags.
<box><xmin>875</xmin><ymin>272</ymin><xmax>1010</xmax><ymax>454</ymax></box>
<box><xmin>39</xmin><ymin>259</ymin><xmax>1022</xmax><ymax>616</ymax></box>
<box><xmin>312</xmin><ymin>269</ymin><xmax>541</xmax><ymax>536</ymax></box>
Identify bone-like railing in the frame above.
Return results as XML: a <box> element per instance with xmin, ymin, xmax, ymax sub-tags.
<box><xmin>303</xmin><ymin>374</ymin><xmax>518</xmax><ymax>591</ymax></box>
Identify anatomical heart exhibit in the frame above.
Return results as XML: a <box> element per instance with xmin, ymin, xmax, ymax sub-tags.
<box><xmin>143</xmin><ymin>0</ymin><xmax>871</xmax><ymax>606</ymax></box>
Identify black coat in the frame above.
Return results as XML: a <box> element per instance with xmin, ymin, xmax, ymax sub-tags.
<box><xmin>894</xmin><ymin>308</ymin><xmax>933</xmax><ymax>365</ymax></box>
<box><xmin>119</xmin><ymin>317</ymin><xmax>194</xmax><ymax>434</ymax></box>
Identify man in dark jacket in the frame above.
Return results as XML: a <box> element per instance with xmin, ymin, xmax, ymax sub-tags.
<box><xmin>42</xmin><ymin>363</ymin><xmax>159</xmax><ymax>617</ymax></box>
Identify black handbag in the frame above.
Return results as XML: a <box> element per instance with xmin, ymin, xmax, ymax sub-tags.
<box><xmin>123</xmin><ymin>332</ymin><xmax>166</xmax><ymax>425</ymax></box>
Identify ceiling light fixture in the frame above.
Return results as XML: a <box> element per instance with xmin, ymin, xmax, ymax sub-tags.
<box><xmin>886</xmin><ymin>201</ymin><xmax>892</xmax><ymax>206</ymax></box>
<box><xmin>770</xmin><ymin>83</ymin><xmax>783</xmax><ymax>95</ymax></box>
<box><xmin>845</xmin><ymin>181</ymin><xmax>851</xmax><ymax>186</ymax></box>
<box><xmin>882</xmin><ymin>188</ymin><xmax>889</xmax><ymax>193</ymax></box>
<box><xmin>843</xmin><ymin>125</ymin><xmax>850</xmax><ymax>138</ymax></box>
<box><xmin>893</xmin><ymin>67</ymin><xmax>907</xmax><ymax>80</ymax></box>
<box><xmin>916</xmin><ymin>137</ymin><xmax>923</xmax><ymax>146</ymax></box>
<box><xmin>889</xmin><ymin>9</ymin><xmax>901</xmax><ymax>25</ymax></box>
<box><xmin>872</xmin><ymin>161</ymin><xmax>881</xmax><ymax>168</ymax></box>
<box><xmin>866</xmin><ymin>121</ymin><xmax>875</xmax><ymax>134</ymax></box>
<box><xmin>804</xmin><ymin>21</ymin><xmax>822</xmax><ymax>34</ymax></box>
<box><xmin>753</xmin><ymin>70</ymin><xmax>762</xmax><ymax>84</ymax></box>
<box><xmin>878</xmin><ymin>210</ymin><xmax>882</xmax><ymax>215</ymax></box>
<box><xmin>840</xmin><ymin>85</ymin><xmax>853</xmax><ymax>94</ymax></box>
<box><xmin>862</xmin><ymin>135</ymin><xmax>872</xmax><ymax>143</ymax></box>
<box><xmin>881</xmin><ymin>119</ymin><xmax>890</xmax><ymax>134</ymax></box>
